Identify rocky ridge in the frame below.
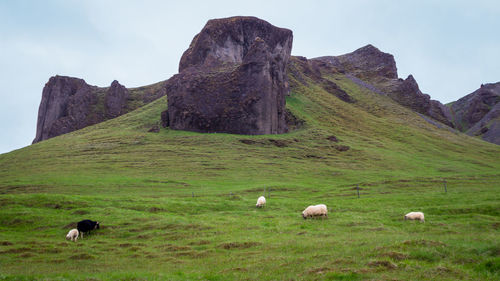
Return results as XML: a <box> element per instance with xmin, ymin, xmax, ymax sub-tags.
<box><xmin>450</xmin><ymin>82</ymin><xmax>500</xmax><ymax>144</ymax></box>
<box><xmin>33</xmin><ymin>76</ymin><xmax>165</xmax><ymax>143</ymax></box>
<box><xmin>311</xmin><ymin>45</ymin><xmax>453</xmax><ymax>127</ymax></box>
<box><xmin>32</xmin><ymin>16</ymin><xmax>498</xmax><ymax>145</ymax></box>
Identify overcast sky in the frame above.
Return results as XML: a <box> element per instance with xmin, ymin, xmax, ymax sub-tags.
<box><xmin>1</xmin><ymin>0</ymin><xmax>499</xmax><ymax>154</ymax></box>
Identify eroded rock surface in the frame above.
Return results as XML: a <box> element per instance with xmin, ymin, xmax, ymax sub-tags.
<box><xmin>314</xmin><ymin>44</ymin><xmax>398</xmax><ymax>80</ymax></box>
<box><xmin>105</xmin><ymin>80</ymin><xmax>129</xmax><ymax>119</ymax></box>
<box><xmin>33</xmin><ymin>76</ymin><xmax>164</xmax><ymax>143</ymax></box>
<box><xmin>167</xmin><ymin>16</ymin><xmax>293</xmax><ymax>134</ymax></box>
<box><xmin>311</xmin><ymin>45</ymin><xmax>452</xmax><ymax>127</ymax></box>
<box><xmin>384</xmin><ymin>75</ymin><xmax>453</xmax><ymax>126</ymax></box>
<box><xmin>451</xmin><ymin>82</ymin><xmax>500</xmax><ymax>144</ymax></box>
<box><xmin>33</xmin><ymin>76</ymin><xmax>97</xmax><ymax>143</ymax></box>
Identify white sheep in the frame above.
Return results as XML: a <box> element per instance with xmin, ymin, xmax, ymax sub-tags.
<box><xmin>404</xmin><ymin>211</ymin><xmax>425</xmax><ymax>222</ymax></box>
<box><xmin>302</xmin><ymin>204</ymin><xmax>328</xmax><ymax>219</ymax></box>
<box><xmin>256</xmin><ymin>196</ymin><xmax>266</xmax><ymax>208</ymax></box>
<box><xmin>66</xmin><ymin>229</ymin><xmax>79</xmax><ymax>242</ymax></box>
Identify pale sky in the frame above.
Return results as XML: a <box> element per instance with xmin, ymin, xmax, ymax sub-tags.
<box><xmin>1</xmin><ymin>0</ymin><xmax>499</xmax><ymax>154</ymax></box>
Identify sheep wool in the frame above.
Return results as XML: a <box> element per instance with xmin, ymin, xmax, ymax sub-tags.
<box><xmin>66</xmin><ymin>229</ymin><xmax>79</xmax><ymax>242</ymax></box>
<box><xmin>404</xmin><ymin>212</ymin><xmax>425</xmax><ymax>222</ymax></box>
<box><xmin>77</xmin><ymin>219</ymin><xmax>100</xmax><ymax>238</ymax></box>
<box><xmin>302</xmin><ymin>204</ymin><xmax>328</xmax><ymax>219</ymax></box>
<box><xmin>256</xmin><ymin>196</ymin><xmax>266</xmax><ymax>208</ymax></box>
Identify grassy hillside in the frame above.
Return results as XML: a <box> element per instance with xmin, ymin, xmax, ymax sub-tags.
<box><xmin>0</xmin><ymin>71</ymin><xmax>499</xmax><ymax>280</ymax></box>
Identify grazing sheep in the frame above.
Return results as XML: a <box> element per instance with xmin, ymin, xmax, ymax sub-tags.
<box><xmin>302</xmin><ymin>204</ymin><xmax>328</xmax><ymax>219</ymax></box>
<box><xmin>77</xmin><ymin>219</ymin><xmax>100</xmax><ymax>238</ymax></box>
<box><xmin>256</xmin><ymin>196</ymin><xmax>266</xmax><ymax>208</ymax></box>
<box><xmin>65</xmin><ymin>229</ymin><xmax>79</xmax><ymax>242</ymax></box>
<box><xmin>404</xmin><ymin>212</ymin><xmax>425</xmax><ymax>222</ymax></box>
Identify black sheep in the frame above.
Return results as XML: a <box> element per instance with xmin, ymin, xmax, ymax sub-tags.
<box><xmin>77</xmin><ymin>219</ymin><xmax>100</xmax><ymax>238</ymax></box>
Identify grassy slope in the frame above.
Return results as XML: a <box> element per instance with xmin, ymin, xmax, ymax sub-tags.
<box><xmin>0</xmin><ymin>72</ymin><xmax>499</xmax><ymax>280</ymax></box>
<box><xmin>84</xmin><ymin>80</ymin><xmax>166</xmax><ymax>129</ymax></box>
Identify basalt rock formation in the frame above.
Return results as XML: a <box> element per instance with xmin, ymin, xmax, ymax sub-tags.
<box><xmin>450</xmin><ymin>82</ymin><xmax>500</xmax><ymax>144</ymax></box>
<box><xmin>105</xmin><ymin>80</ymin><xmax>130</xmax><ymax>119</ymax></box>
<box><xmin>34</xmin><ymin>16</ymin><xmax>498</xmax><ymax>145</ymax></box>
<box><xmin>33</xmin><ymin>76</ymin><xmax>97</xmax><ymax>143</ymax></box>
<box><xmin>166</xmin><ymin>16</ymin><xmax>293</xmax><ymax>134</ymax></box>
<box><xmin>33</xmin><ymin>76</ymin><xmax>165</xmax><ymax>143</ymax></box>
<box><xmin>383</xmin><ymin>75</ymin><xmax>453</xmax><ymax>126</ymax></box>
<box><xmin>311</xmin><ymin>45</ymin><xmax>453</xmax><ymax>127</ymax></box>
<box><xmin>287</xmin><ymin>56</ymin><xmax>354</xmax><ymax>103</ymax></box>
<box><xmin>314</xmin><ymin>44</ymin><xmax>398</xmax><ymax>81</ymax></box>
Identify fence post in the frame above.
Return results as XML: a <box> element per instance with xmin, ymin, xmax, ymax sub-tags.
<box><xmin>356</xmin><ymin>184</ymin><xmax>360</xmax><ymax>198</ymax></box>
<box><xmin>443</xmin><ymin>179</ymin><xmax>447</xmax><ymax>193</ymax></box>
<box><xmin>192</xmin><ymin>192</ymin><xmax>194</xmax><ymax>198</ymax></box>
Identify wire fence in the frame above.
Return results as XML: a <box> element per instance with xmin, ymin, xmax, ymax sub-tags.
<box><xmin>168</xmin><ymin>175</ymin><xmax>500</xmax><ymax>201</ymax></box>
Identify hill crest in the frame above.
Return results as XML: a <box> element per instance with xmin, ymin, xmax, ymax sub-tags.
<box><xmin>30</xmin><ymin>16</ymin><xmax>498</xmax><ymax>145</ymax></box>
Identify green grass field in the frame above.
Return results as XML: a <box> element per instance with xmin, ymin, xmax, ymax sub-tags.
<box><xmin>0</xmin><ymin>71</ymin><xmax>499</xmax><ymax>280</ymax></box>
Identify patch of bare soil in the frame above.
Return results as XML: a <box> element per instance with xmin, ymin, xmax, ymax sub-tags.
<box><xmin>219</xmin><ymin>241</ymin><xmax>261</xmax><ymax>250</ymax></box>
<box><xmin>367</xmin><ymin>260</ymin><xmax>398</xmax><ymax>270</ymax></box>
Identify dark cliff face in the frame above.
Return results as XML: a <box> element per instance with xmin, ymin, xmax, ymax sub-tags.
<box><xmin>33</xmin><ymin>76</ymin><xmax>165</xmax><ymax>143</ymax></box>
<box><xmin>167</xmin><ymin>16</ymin><xmax>293</xmax><ymax>135</ymax></box>
<box><xmin>34</xmin><ymin>18</ymin><xmax>497</xmax><ymax>145</ymax></box>
<box><xmin>179</xmin><ymin>16</ymin><xmax>293</xmax><ymax>72</ymax></box>
<box><xmin>384</xmin><ymin>75</ymin><xmax>453</xmax><ymax>126</ymax></box>
<box><xmin>105</xmin><ymin>80</ymin><xmax>130</xmax><ymax>119</ymax></box>
<box><xmin>311</xmin><ymin>45</ymin><xmax>453</xmax><ymax>127</ymax></box>
<box><xmin>314</xmin><ymin>45</ymin><xmax>398</xmax><ymax>81</ymax></box>
<box><xmin>33</xmin><ymin>76</ymin><xmax>96</xmax><ymax>143</ymax></box>
<box><xmin>451</xmin><ymin>82</ymin><xmax>500</xmax><ymax>144</ymax></box>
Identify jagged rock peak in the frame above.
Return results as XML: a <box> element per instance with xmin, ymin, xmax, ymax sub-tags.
<box><xmin>309</xmin><ymin>46</ymin><xmax>453</xmax><ymax>127</ymax></box>
<box><xmin>340</xmin><ymin>44</ymin><xmax>398</xmax><ymax>79</ymax></box>
<box><xmin>405</xmin><ymin>74</ymin><xmax>416</xmax><ymax>83</ymax></box>
<box><xmin>167</xmin><ymin>16</ymin><xmax>293</xmax><ymax>135</ymax></box>
<box><xmin>450</xmin><ymin>82</ymin><xmax>500</xmax><ymax>144</ymax></box>
<box><xmin>352</xmin><ymin>44</ymin><xmax>384</xmax><ymax>55</ymax></box>
<box><xmin>33</xmin><ymin>75</ymin><xmax>162</xmax><ymax>144</ymax></box>
<box><xmin>110</xmin><ymin>80</ymin><xmax>121</xmax><ymax>87</ymax></box>
<box><xmin>312</xmin><ymin>44</ymin><xmax>398</xmax><ymax>80</ymax></box>
<box><xmin>105</xmin><ymin>80</ymin><xmax>129</xmax><ymax>119</ymax></box>
<box><xmin>179</xmin><ymin>16</ymin><xmax>293</xmax><ymax>72</ymax></box>
<box><xmin>402</xmin><ymin>75</ymin><xmax>419</xmax><ymax>90</ymax></box>
<box><xmin>32</xmin><ymin>75</ymin><xmax>94</xmax><ymax>144</ymax></box>
<box><xmin>480</xmin><ymin>81</ymin><xmax>500</xmax><ymax>90</ymax></box>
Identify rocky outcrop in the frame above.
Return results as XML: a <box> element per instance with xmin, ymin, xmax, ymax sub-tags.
<box><xmin>179</xmin><ymin>16</ymin><xmax>293</xmax><ymax>73</ymax></box>
<box><xmin>311</xmin><ymin>45</ymin><xmax>452</xmax><ymax>127</ymax></box>
<box><xmin>167</xmin><ymin>16</ymin><xmax>293</xmax><ymax>134</ymax></box>
<box><xmin>39</xmin><ymin>19</ymin><xmax>499</xmax><ymax>145</ymax></box>
<box><xmin>33</xmin><ymin>76</ymin><xmax>165</xmax><ymax>143</ymax></box>
<box><xmin>33</xmin><ymin>76</ymin><xmax>97</xmax><ymax>143</ymax></box>
<box><xmin>287</xmin><ymin>56</ymin><xmax>323</xmax><ymax>87</ymax></box>
<box><xmin>287</xmin><ymin>56</ymin><xmax>354</xmax><ymax>103</ymax></box>
<box><xmin>450</xmin><ymin>82</ymin><xmax>500</xmax><ymax>144</ymax></box>
<box><xmin>314</xmin><ymin>45</ymin><xmax>398</xmax><ymax>81</ymax></box>
<box><xmin>384</xmin><ymin>75</ymin><xmax>453</xmax><ymax>126</ymax></box>
<box><xmin>105</xmin><ymin>80</ymin><xmax>129</xmax><ymax>118</ymax></box>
